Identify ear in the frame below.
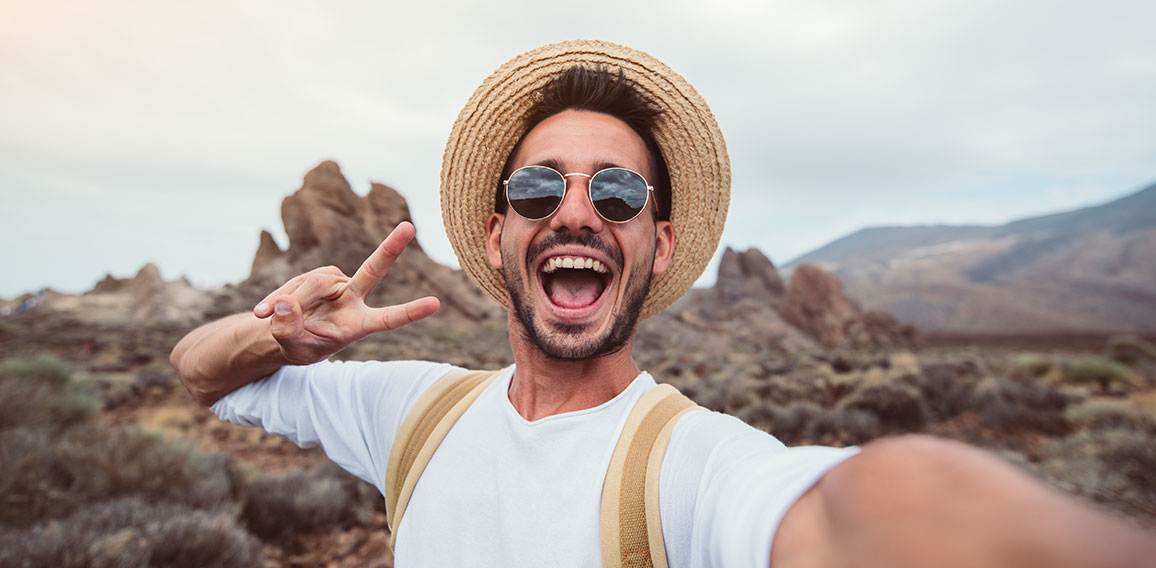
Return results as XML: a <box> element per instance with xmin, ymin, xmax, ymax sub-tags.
<box><xmin>485</xmin><ymin>213</ymin><xmax>505</xmax><ymax>269</ymax></box>
<box><xmin>652</xmin><ymin>220</ymin><xmax>675</xmax><ymax>275</ymax></box>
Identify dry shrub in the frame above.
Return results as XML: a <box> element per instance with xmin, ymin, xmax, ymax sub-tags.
<box><xmin>804</xmin><ymin>409</ymin><xmax>882</xmax><ymax>446</ymax></box>
<box><xmin>839</xmin><ymin>381</ymin><xmax>929</xmax><ymax>435</ymax></box>
<box><xmin>737</xmin><ymin>400</ymin><xmax>880</xmax><ymax>446</ymax></box>
<box><xmin>0</xmin><ymin>497</ymin><xmax>263</xmax><ymax>568</ymax></box>
<box><xmin>971</xmin><ymin>381</ymin><xmax>1073</xmax><ymax>435</ymax></box>
<box><xmin>751</xmin><ymin>374</ymin><xmax>831</xmax><ymax>408</ymax></box>
<box><xmin>913</xmin><ymin>363</ymin><xmax>979</xmax><ymax>423</ymax></box>
<box><xmin>1039</xmin><ymin>429</ymin><xmax>1156</xmax><ymax>524</ymax></box>
<box><xmin>241</xmin><ymin>463</ymin><xmax>379</xmax><ymax>543</ymax></box>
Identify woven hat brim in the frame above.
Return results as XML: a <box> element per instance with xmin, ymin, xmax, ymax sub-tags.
<box><xmin>441</xmin><ymin>39</ymin><xmax>730</xmax><ymax>319</ymax></box>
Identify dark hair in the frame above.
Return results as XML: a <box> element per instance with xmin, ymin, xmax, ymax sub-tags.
<box><xmin>496</xmin><ymin>66</ymin><xmax>672</xmax><ymax>221</ymax></box>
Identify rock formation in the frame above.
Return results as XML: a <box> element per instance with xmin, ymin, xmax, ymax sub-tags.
<box><xmin>645</xmin><ymin>247</ymin><xmax>916</xmax><ymax>354</ymax></box>
<box><xmin>779</xmin><ymin>264</ymin><xmax>915</xmax><ymax>349</ymax></box>
<box><xmin>0</xmin><ymin>161</ymin><xmax>917</xmax><ymax>378</ymax></box>
<box><xmin>244</xmin><ymin>161</ymin><xmax>497</xmax><ymax>322</ymax></box>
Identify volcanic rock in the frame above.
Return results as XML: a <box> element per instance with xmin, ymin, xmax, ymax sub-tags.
<box><xmin>245</xmin><ymin>161</ymin><xmax>497</xmax><ymax>322</ymax></box>
<box><xmin>712</xmin><ymin>247</ymin><xmax>785</xmax><ymax>305</ymax></box>
<box><xmin>780</xmin><ymin>264</ymin><xmax>915</xmax><ymax>349</ymax></box>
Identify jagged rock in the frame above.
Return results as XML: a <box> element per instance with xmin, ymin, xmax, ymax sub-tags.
<box><xmin>245</xmin><ymin>161</ymin><xmax>497</xmax><ymax>322</ymax></box>
<box><xmin>712</xmin><ymin>247</ymin><xmax>785</xmax><ymax>305</ymax></box>
<box><xmin>780</xmin><ymin>264</ymin><xmax>915</xmax><ymax>349</ymax></box>
<box><xmin>280</xmin><ymin>161</ymin><xmax>385</xmax><ymax>277</ymax></box>
<box><xmin>365</xmin><ymin>182</ymin><xmax>419</xmax><ymax>252</ymax></box>
<box><xmin>649</xmin><ymin>247</ymin><xmax>818</xmax><ymax>355</ymax></box>
<box><xmin>248</xmin><ymin>230</ymin><xmax>292</xmax><ymax>289</ymax></box>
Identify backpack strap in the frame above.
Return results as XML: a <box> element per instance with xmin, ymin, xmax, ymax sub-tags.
<box><xmin>384</xmin><ymin>368</ymin><xmax>500</xmax><ymax>551</ymax></box>
<box><xmin>601</xmin><ymin>383</ymin><xmax>701</xmax><ymax>568</ymax></box>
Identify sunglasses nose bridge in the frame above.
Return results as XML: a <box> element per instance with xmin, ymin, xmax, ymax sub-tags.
<box><xmin>549</xmin><ymin>172</ymin><xmax>605</xmax><ymax>231</ymax></box>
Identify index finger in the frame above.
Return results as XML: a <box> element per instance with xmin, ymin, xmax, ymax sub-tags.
<box><xmin>348</xmin><ymin>222</ymin><xmax>416</xmax><ymax>299</ymax></box>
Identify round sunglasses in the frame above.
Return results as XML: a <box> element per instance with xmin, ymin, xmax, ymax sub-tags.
<box><xmin>503</xmin><ymin>165</ymin><xmax>654</xmax><ymax>223</ymax></box>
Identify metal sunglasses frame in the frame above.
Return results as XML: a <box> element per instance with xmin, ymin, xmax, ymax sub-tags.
<box><xmin>502</xmin><ymin>165</ymin><xmax>655</xmax><ymax>224</ymax></box>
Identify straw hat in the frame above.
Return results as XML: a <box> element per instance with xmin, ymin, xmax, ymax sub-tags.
<box><xmin>441</xmin><ymin>39</ymin><xmax>730</xmax><ymax>319</ymax></box>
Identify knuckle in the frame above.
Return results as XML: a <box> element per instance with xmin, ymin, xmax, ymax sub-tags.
<box><xmin>362</xmin><ymin>263</ymin><xmax>382</xmax><ymax>281</ymax></box>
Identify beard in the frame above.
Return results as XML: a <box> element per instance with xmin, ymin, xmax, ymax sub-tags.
<box><xmin>502</xmin><ymin>233</ymin><xmax>652</xmax><ymax>361</ymax></box>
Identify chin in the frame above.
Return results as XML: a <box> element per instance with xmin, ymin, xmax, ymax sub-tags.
<box><xmin>507</xmin><ymin>274</ymin><xmax>648</xmax><ymax>362</ymax></box>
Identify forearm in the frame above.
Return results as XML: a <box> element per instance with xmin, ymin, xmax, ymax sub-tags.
<box><xmin>773</xmin><ymin>435</ymin><xmax>1156</xmax><ymax>568</ymax></box>
<box><xmin>170</xmin><ymin>312</ymin><xmax>289</xmax><ymax>406</ymax></box>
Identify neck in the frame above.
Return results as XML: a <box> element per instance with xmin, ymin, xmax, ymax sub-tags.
<box><xmin>505</xmin><ymin>311</ymin><xmax>642</xmax><ymax>422</ymax></box>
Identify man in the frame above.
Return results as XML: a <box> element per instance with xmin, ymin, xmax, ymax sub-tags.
<box><xmin>172</xmin><ymin>40</ymin><xmax>1153</xmax><ymax>567</ymax></box>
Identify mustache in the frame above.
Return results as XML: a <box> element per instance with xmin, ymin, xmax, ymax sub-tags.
<box><xmin>526</xmin><ymin>232</ymin><xmax>623</xmax><ymax>269</ymax></box>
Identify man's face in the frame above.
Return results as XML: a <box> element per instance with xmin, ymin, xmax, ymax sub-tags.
<box><xmin>484</xmin><ymin>109</ymin><xmax>674</xmax><ymax>360</ymax></box>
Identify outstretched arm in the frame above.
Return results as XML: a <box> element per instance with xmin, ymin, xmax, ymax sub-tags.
<box><xmin>170</xmin><ymin>222</ymin><xmax>440</xmax><ymax>406</ymax></box>
<box><xmin>771</xmin><ymin>435</ymin><xmax>1155</xmax><ymax>568</ymax></box>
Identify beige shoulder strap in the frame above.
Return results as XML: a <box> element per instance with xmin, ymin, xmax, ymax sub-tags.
<box><xmin>384</xmin><ymin>368</ymin><xmax>500</xmax><ymax>551</ymax></box>
<box><xmin>601</xmin><ymin>383</ymin><xmax>701</xmax><ymax>568</ymax></box>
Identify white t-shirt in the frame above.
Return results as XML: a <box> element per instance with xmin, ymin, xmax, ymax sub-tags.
<box><xmin>213</xmin><ymin>360</ymin><xmax>857</xmax><ymax>567</ymax></box>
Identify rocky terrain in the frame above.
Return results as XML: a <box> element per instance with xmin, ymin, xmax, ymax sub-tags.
<box><xmin>1</xmin><ymin>162</ymin><xmax>1153</xmax><ymax>567</ymax></box>
<box><xmin>785</xmin><ymin>182</ymin><xmax>1156</xmax><ymax>334</ymax></box>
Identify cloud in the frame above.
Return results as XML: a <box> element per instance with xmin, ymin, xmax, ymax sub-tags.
<box><xmin>1</xmin><ymin>0</ymin><xmax>1153</xmax><ymax>296</ymax></box>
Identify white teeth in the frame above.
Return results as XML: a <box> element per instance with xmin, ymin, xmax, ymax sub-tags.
<box><xmin>541</xmin><ymin>256</ymin><xmax>609</xmax><ymax>274</ymax></box>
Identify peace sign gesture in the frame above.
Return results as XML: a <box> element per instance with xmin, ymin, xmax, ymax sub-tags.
<box><xmin>252</xmin><ymin>222</ymin><xmax>441</xmax><ymax>364</ymax></box>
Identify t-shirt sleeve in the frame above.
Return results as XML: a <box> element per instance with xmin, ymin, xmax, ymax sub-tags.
<box><xmin>210</xmin><ymin>359</ymin><xmax>459</xmax><ymax>493</ymax></box>
<box><xmin>660</xmin><ymin>411</ymin><xmax>859</xmax><ymax>568</ymax></box>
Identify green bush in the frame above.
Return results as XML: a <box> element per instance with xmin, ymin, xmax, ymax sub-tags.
<box><xmin>0</xmin><ymin>354</ymin><xmax>100</xmax><ymax>431</ymax></box>
<box><xmin>0</xmin><ymin>426</ymin><xmax>239</xmax><ymax>527</ymax></box>
<box><xmin>1065</xmin><ymin>400</ymin><xmax>1156</xmax><ymax>436</ymax></box>
<box><xmin>1105</xmin><ymin>334</ymin><xmax>1156</xmax><ymax>367</ymax></box>
<box><xmin>1065</xmin><ymin>356</ymin><xmax>1133</xmax><ymax>394</ymax></box>
<box><xmin>0</xmin><ymin>353</ymin><xmax>74</xmax><ymax>388</ymax></box>
<box><xmin>1011</xmin><ymin>353</ymin><xmax>1053</xmax><ymax>381</ymax></box>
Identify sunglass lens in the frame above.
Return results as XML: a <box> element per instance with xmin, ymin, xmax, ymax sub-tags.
<box><xmin>507</xmin><ymin>167</ymin><xmax>565</xmax><ymax>219</ymax></box>
<box><xmin>590</xmin><ymin>169</ymin><xmax>648</xmax><ymax>222</ymax></box>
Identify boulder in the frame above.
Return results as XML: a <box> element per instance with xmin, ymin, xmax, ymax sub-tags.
<box><xmin>780</xmin><ymin>264</ymin><xmax>916</xmax><ymax>349</ymax></box>
<box><xmin>712</xmin><ymin>247</ymin><xmax>785</xmax><ymax>305</ymax></box>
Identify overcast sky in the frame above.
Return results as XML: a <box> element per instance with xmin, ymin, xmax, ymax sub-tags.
<box><xmin>2</xmin><ymin>0</ymin><xmax>1154</xmax><ymax>298</ymax></box>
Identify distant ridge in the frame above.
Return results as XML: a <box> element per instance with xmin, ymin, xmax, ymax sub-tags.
<box><xmin>787</xmin><ymin>182</ymin><xmax>1156</xmax><ymax>268</ymax></box>
<box><xmin>782</xmin><ymin>182</ymin><xmax>1156</xmax><ymax>333</ymax></box>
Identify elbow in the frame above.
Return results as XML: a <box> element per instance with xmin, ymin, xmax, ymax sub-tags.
<box><xmin>169</xmin><ymin>337</ymin><xmax>220</xmax><ymax>407</ymax></box>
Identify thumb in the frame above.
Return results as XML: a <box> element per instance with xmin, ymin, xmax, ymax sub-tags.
<box><xmin>269</xmin><ymin>297</ymin><xmax>305</xmax><ymax>346</ymax></box>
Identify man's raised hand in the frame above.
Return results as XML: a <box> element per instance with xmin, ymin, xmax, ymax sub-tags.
<box><xmin>252</xmin><ymin>222</ymin><xmax>440</xmax><ymax>364</ymax></box>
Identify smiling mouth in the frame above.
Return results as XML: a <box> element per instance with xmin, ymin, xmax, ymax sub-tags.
<box><xmin>540</xmin><ymin>255</ymin><xmax>611</xmax><ymax>309</ymax></box>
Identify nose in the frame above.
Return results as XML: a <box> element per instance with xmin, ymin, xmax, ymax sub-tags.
<box><xmin>548</xmin><ymin>175</ymin><xmax>605</xmax><ymax>234</ymax></box>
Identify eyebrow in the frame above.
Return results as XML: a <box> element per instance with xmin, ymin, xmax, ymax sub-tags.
<box><xmin>532</xmin><ymin>158</ymin><xmax>629</xmax><ymax>175</ymax></box>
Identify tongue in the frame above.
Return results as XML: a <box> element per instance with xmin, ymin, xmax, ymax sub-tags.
<box><xmin>546</xmin><ymin>271</ymin><xmax>604</xmax><ymax>309</ymax></box>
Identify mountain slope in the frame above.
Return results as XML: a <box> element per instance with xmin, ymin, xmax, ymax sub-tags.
<box><xmin>784</xmin><ymin>183</ymin><xmax>1156</xmax><ymax>333</ymax></box>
